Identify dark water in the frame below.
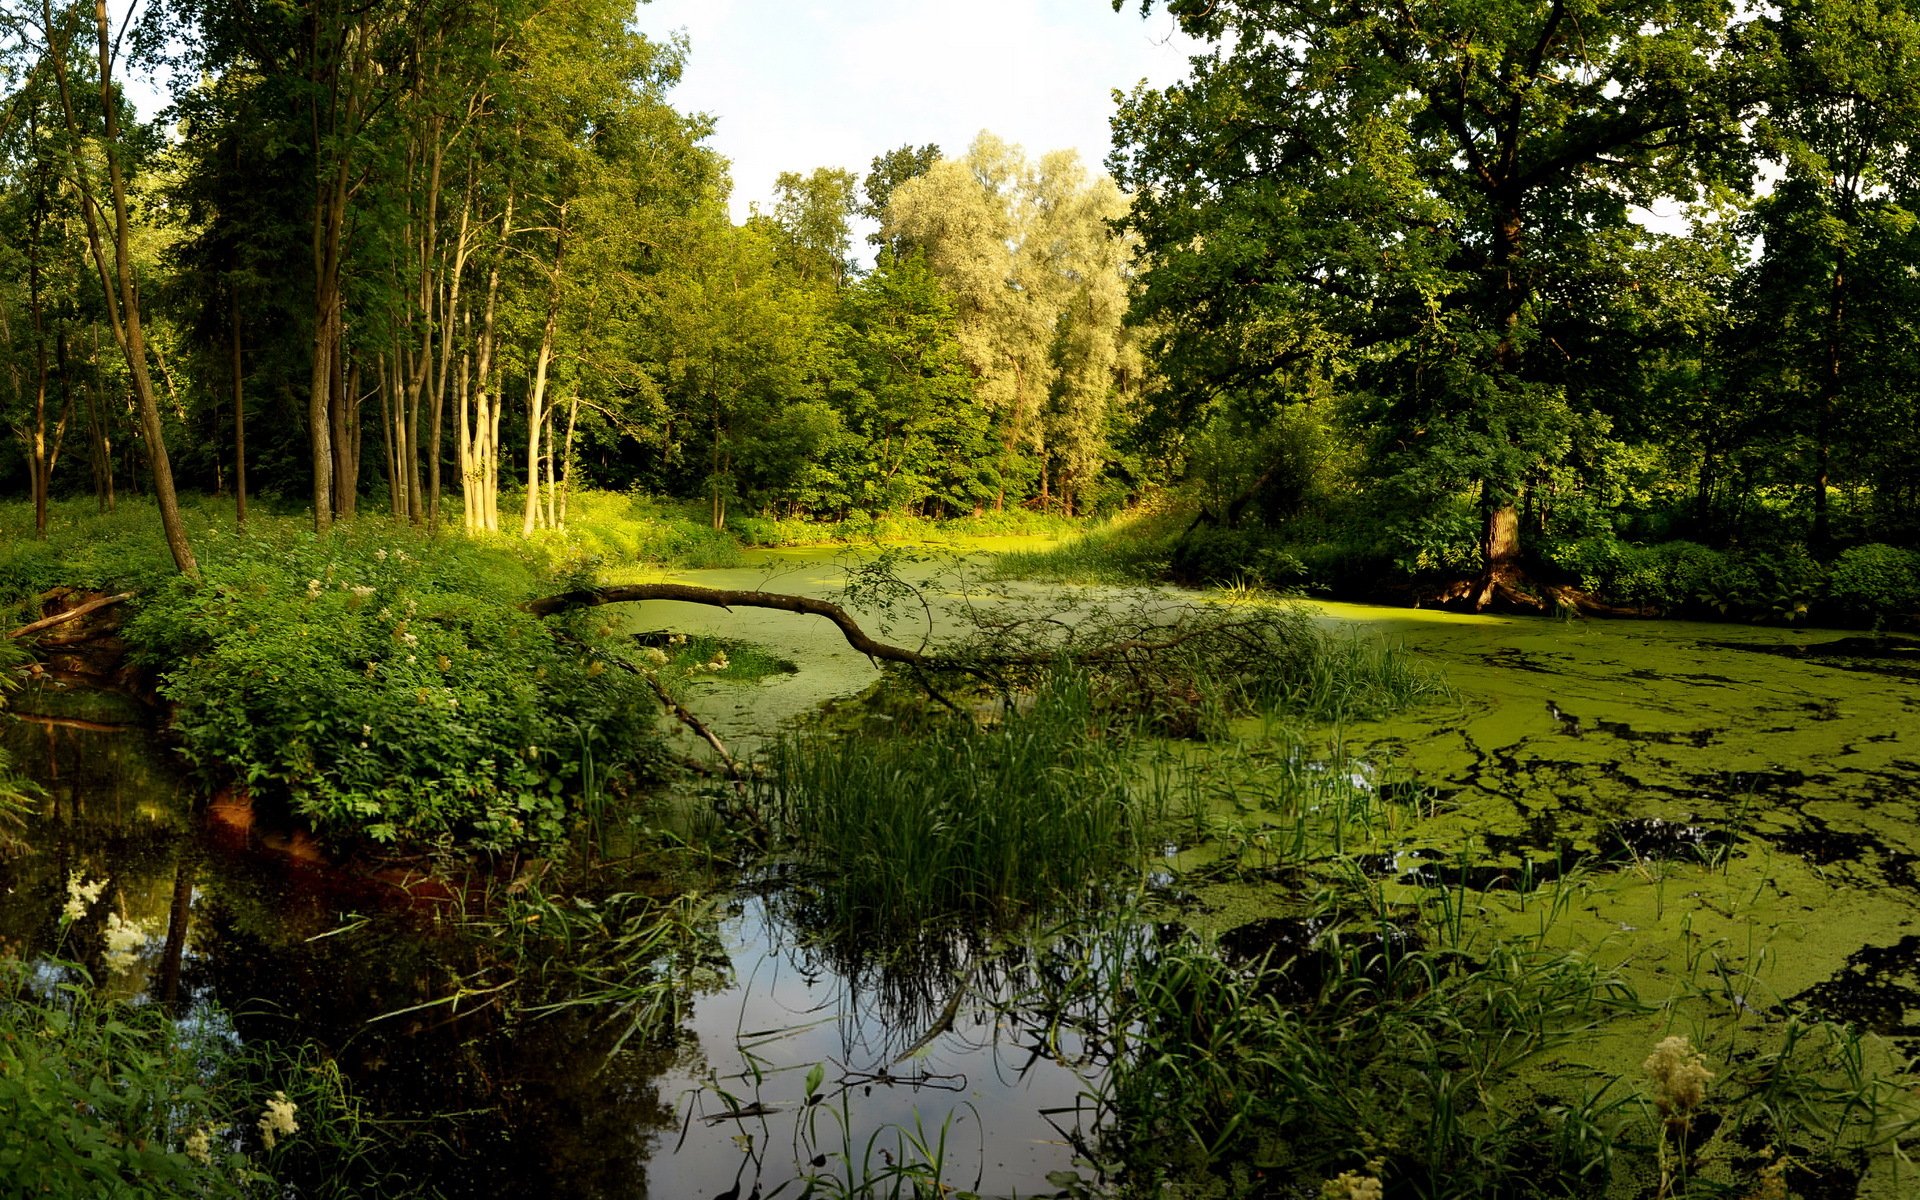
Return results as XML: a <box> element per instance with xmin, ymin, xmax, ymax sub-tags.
<box><xmin>0</xmin><ymin>709</ymin><xmax>1101</xmax><ymax>1199</ymax></box>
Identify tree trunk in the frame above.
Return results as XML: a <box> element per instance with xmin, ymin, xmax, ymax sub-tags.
<box><xmin>559</xmin><ymin>392</ymin><xmax>579</xmax><ymax>529</ymax></box>
<box><xmin>45</xmin><ymin>0</ymin><xmax>197</xmax><ymax>577</ymax></box>
<box><xmin>1814</xmin><ymin>257</ymin><xmax>1845</xmax><ymax>554</ymax></box>
<box><xmin>457</xmin><ymin>343</ymin><xmax>476</xmax><ymax>532</ymax></box>
<box><xmin>521</xmin><ymin>209</ymin><xmax>567</xmax><ymax>537</ymax></box>
<box><xmin>231</xmin><ymin>289</ymin><xmax>247</xmax><ymax>525</ymax></box>
<box><xmin>1470</xmin><ymin>198</ymin><xmax>1529</xmax><ymax>611</ymax></box>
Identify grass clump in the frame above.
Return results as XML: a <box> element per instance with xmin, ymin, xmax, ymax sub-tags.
<box><xmin>758</xmin><ymin>672</ymin><xmax>1172</xmax><ymax>942</ymax></box>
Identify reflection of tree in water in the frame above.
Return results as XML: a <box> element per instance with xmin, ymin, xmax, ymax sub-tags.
<box><xmin>756</xmin><ymin>885</ymin><xmax>1131</xmax><ymax>1084</ymax></box>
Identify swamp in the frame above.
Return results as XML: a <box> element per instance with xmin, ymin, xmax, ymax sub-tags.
<box><xmin>3</xmin><ymin>523</ymin><xmax>1920</xmax><ymax>1198</ymax></box>
<box><xmin>6</xmin><ymin>0</ymin><xmax>1920</xmax><ymax>1196</ymax></box>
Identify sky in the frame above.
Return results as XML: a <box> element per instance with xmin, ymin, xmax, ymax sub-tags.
<box><xmin>633</xmin><ymin>0</ymin><xmax>1205</xmax><ymax>228</ymax></box>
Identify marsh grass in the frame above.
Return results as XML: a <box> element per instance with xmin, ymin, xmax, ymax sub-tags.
<box><xmin>758</xmin><ymin>672</ymin><xmax>1175</xmax><ymax>946</ymax></box>
<box><xmin>990</xmin><ymin>518</ymin><xmax>1178</xmax><ymax>584</ymax></box>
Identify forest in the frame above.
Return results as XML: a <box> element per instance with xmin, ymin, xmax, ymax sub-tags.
<box><xmin>2</xmin><ymin>0</ymin><xmax>1920</xmax><ymax>1198</ymax></box>
<box><xmin>0</xmin><ymin>0</ymin><xmax>1914</xmax><ymax>616</ymax></box>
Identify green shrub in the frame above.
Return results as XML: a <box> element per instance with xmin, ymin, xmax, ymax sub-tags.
<box><xmin>1547</xmin><ymin>536</ymin><xmax>1830</xmax><ymax>621</ymax></box>
<box><xmin>119</xmin><ymin>522</ymin><xmax>662</xmax><ymax>851</ymax></box>
<box><xmin>1828</xmin><ymin>543</ymin><xmax>1920</xmax><ymax>617</ymax></box>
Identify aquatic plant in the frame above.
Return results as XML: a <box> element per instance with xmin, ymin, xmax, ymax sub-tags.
<box><xmin>0</xmin><ymin>636</ymin><xmax>35</xmax><ymax>833</ymax></box>
<box><xmin>758</xmin><ymin>671</ymin><xmax>1173</xmax><ymax>945</ymax></box>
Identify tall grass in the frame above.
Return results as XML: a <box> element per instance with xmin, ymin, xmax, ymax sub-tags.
<box><xmin>757</xmin><ymin>672</ymin><xmax>1174</xmax><ymax>944</ymax></box>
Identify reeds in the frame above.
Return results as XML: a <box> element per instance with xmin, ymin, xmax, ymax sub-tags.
<box><xmin>757</xmin><ymin>671</ymin><xmax>1172</xmax><ymax>946</ymax></box>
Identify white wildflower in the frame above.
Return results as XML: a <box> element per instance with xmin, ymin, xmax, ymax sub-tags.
<box><xmin>1645</xmin><ymin>1035</ymin><xmax>1713</xmax><ymax>1120</ymax></box>
<box><xmin>102</xmin><ymin>911</ymin><xmax>148</xmax><ymax>973</ymax></box>
<box><xmin>642</xmin><ymin>647</ymin><xmax>669</xmax><ymax>667</ymax></box>
<box><xmin>184</xmin><ymin>1126</ymin><xmax>214</xmax><ymax>1166</ymax></box>
<box><xmin>350</xmin><ymin>585</ymin><xmax>376</xmax><ymax>598</ymax></box>
<box><xmin>375</xmin><ymin>548</ymin><xmax>388</xmax><ymax>561</ymax></box>
<box><xmin>258</xmin><ymin>1092</ymin><xmax>298</xmax><ymax>1150</ymax></box>
<box><xmin>1321</xmin><ymin>1172</ymin><xmax>1384</xmax><ymax>1200</ymax></box>
<box><xmin>62</xmin><ymin>872</ymin><xmax>107</xmax><ymax>923</ymax></box>
<box><xmin>306</xmin><ymin>579</ymin><xmax>322</xmax><ymax>598</ymax></box>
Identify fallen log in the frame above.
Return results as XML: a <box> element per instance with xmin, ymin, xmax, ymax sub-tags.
<box><xmin>524</xmin><ymin>583</ymin><xmax>927</xmax><ymax>666</ymax></box>
<box><xmin>7</xmin><ymin>591</ymin><xmax>135</xmax><ymax>640</ymax></box>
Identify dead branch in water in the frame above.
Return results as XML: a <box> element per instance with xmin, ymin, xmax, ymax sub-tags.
<box><xmin>8</xmin><ymin>591</ymin><xmax>134</xmax><ymax>640</ymax></box>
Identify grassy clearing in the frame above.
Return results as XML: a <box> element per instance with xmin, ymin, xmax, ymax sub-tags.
<box><xmin>989</xmin><ymin>510</ymin><xmax>1184</xmax><ymax>584</ymax></box>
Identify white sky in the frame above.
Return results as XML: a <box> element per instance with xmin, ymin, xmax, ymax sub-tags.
<box><xmin>633</xmin><ymin>0</ymin><xmax>1205</xmax><ymax>226</ymax></box>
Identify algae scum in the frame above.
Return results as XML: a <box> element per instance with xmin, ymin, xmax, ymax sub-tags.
<box><xmin>5</xmin><ymin>555</ymin><xmax>1920</xmax><ymax>1198</ymax></box>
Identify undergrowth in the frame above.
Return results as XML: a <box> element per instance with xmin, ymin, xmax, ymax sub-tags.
<box><xmin>0</xmin><ymin>955</ymin><xmax>409</xmax><ymax>1199</ymax></box>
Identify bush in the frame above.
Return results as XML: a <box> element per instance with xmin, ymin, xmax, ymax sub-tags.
<box><xmin>1828</xmin><ymin>543</ymin><xmax>1920</xmax><ymax>618</ymax></box>
<box><xmin>1546</xmin><ymin>536</ymin><xmax>1829</xmax><ymax>621</ymax></box>
<box><xmin>118</xmin><ymin>521</ymin><xmax>663</xmax><ymax>851</ymax></box>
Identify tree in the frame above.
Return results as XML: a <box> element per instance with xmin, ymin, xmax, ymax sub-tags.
<box><xmin>824</xmin><ymin>251</ymin><xmax>986</xmax><ymax>516</ymax></box>
<box><xmin>1112</xmin><ymin>0</ymin><xmax>1758</xmax><ymax>606</ymax></box>
<box><xmin>1739</xmin><ymin>0</ymin><xmax>1920</xmax><ymax>550</ymax></box>
<box><xmin>885</xmin><ymin>135</ymin><xmax>1138</xmax><ymax>512</ymax></box>
<box><xmin>769</xmin><ymin>165</ymin><xmax>857</xmax><ymax>287</ymax></box>
<box><xmin>860</xmin><ymin>141</ymin><xmax>938</xmax><ymax>255</ymax></box>
<box><xmin>643</xmin><ymin>214</ymin><xmax>822</xmax><ymax>529</ymax></box>
<box><xmin>25</xmin><ymin>0</ymin><xmax>197</xmax><ymax>575</ymax></box>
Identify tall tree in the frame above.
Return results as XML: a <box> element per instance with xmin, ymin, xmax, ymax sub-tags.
<box><xmin>1742</xmin><ymin>0</ymin><xmax>1920</xmax><ymax>550</ymax></box>
<box><xmin>32</xmin><ymin>0</ymin><xmax>197</xmax><ymax>575</ymax></box>
<box><xmin>1112</xmin><ymin>0</ymin><xmax>1758</xmax><ymax>606</ymax></box>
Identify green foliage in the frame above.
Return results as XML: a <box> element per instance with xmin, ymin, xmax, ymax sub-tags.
<box><xmin>1545</xmin><ymin>536</ymin><xmax>1837</xmax><ymax>621</ymax></box>
<box><xmin>109</xmin><ymin>515</ymin><xmax>662</xmax><ymax>851</ymax></box>
<box><xmin>1087</xmin><ymin>917</ymin><xmax>1636</xmax><ymax>1198</ymax></box>
<box><xmin>0</xmin><ymin>959</ymin><xmax>395</xmax><ymax>1199</ymax></box>
<box><xmin>1827</xmin><ymin>543</ymin><xmax>1920</xmax><ymax>617</ymax></box>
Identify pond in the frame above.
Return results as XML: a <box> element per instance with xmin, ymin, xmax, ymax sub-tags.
<box><xmin>4</xmin><ymin>548</ymin><xmax>1919</xmax><ymax>1197</ymax></box>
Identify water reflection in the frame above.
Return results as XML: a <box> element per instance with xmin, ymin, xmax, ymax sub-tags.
<box><xmin>0</xmin><ymin>712</ymin><xmax>1114</xmax><ymax>1199</ymax></box>
<box><xmin>652</xmin><ymin>896</ymin><xmax>1105</xmax><ymax>1198</ymax></box>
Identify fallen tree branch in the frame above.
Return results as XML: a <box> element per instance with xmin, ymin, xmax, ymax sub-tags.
<box><xmin>640</xmin><ymin>671</ymin><xmax>743</xmax><ymax>781</ymax></box>
<box><xmin>547</xmin><ymin>623</ymin><xmax>747</xmax><ymax>781</ymax></box>
<box><xmin>8</xmin><ymin>591</ymin><xmax>134</xmax><ymax>640</ymax></box>
<box><xmin>525</xmin><ymin>583</ymin><xmax>927</xmax><ymax>666</ymax></box>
